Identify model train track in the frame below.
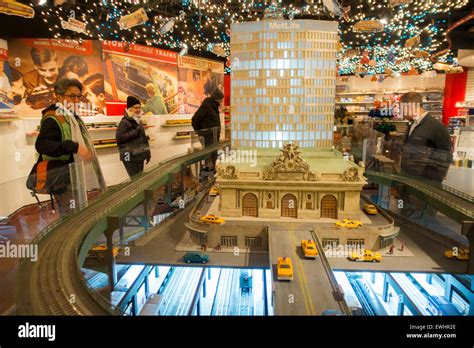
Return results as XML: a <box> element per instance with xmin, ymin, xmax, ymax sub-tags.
<box><xmin>17</xmin><ymin>142</ymin><xmax>228</xmax><ymax>315</ymax></box>
<box><xmin>365</xmin><ymin>170</ymin><xmax>474</xmax><ymax>220</ymax></box>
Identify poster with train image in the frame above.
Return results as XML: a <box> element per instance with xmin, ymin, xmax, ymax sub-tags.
<box><xmin>0</xmin><ymin>38</ymin><xmax>224</xmax><ymax>117</ymax></box>
<box><xmin>101</xmin><ymin>40</ymin><xmax>179</xmax><ymax>115</ymax></box>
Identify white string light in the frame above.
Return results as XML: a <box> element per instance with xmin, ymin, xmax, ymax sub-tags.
<box><xmin>31</xmin><ymin>0</ymin><xmax>470</xmax><ymax>75</ymax></box>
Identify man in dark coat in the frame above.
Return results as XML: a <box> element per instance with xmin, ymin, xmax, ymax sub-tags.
<box><xmin>116</xmin><ymin>96</ymin><xmax>151</xmax><ymax>177</ymax></box>
<box><xmin>399</xmin><ymin>92</ymin><xmax>452</xmax><ymax>182</ymax></box>
<box><xmin>192</xmin><ymin>89</ymin><xmax>223</xmax><ymax>169</ymax></box>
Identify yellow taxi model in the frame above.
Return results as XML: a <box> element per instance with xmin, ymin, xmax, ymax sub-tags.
<box><xmin>301</xmin><ymin>239</ymin><xmax>318</xmax><ymax>258</ymax></box>
<box><xmin>445</xmin><ymin>248</ymin><xmax>469</xmax><ymax>261</ymax></box>
<box><xmin>86</xmin><ymin>245</ymin><xmax>121</xmax><ymax>263</ymax></box>
<box><xmin>348</xmin><ymin>249</ymin><xmax>382</xmax><ymax>262</ymax></box>
<box><xmin>92</xmin><ymin>244</ymin><xmax>120</xmax><ymax>257</ymax></box>
<box><xmin>277</xmin><ymin>257</ymin><xmax>294</xmax><ymax>281</ymax></box>
<box><xmin>363</xmin><ymin>203</ymin><xmax>378</xmax><ymax>215</ymax></box>
<box><xmin>209</xmin><ymin>186</ymin><xmax>219</xmax><ymax>196</ymax></box>
<box><xmin>200</xmin><ymin>214</ymin><xmax>225</xmax><ymax>225</ymax></box>
<box><xmin>335</xmin><ymin>219</ymin><xmax>363</xmax><ymax>229</ymax></box>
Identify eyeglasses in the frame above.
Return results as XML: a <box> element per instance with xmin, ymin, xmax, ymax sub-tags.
<box><xmin>63</xmin><ymin>94</ymin><xmax>84</xmax><ymax>100</ymax></box>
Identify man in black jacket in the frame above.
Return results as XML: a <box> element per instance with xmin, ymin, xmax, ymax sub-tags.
<box><xmin>116</xmin><ymin>96</ymin><xmax>151</xmax><ymax>177</ymax></box>
<box><xmin>192</xmin><ymin>89</ymin><xmax>223</xmax><ymax>169</ymax></box>
<box><xmin>399</xmin><ymin>92</ymin><xmax>453</xmax><ymax>182</ymax></box>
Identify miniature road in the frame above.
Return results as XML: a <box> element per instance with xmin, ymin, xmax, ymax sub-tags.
<box><xmin>269</xmin><ymin>224</ymin><xmax>342</xmax><ymax>315</ymax></box>
<box><xmin>116</xmin><ymin>202</ymin><xmax>269</xmax><ymax>268</ymax></box>
<box><xmin>327</xmin><ymin>224</ymin><xmax>469</xmax><ymax>274</ymax></box>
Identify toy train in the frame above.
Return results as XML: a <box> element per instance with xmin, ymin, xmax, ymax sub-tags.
<box><xmin>93</xmin><ymin>139</ymin><xmax>117</xmax><ymax>146</ymax></box>
<box><xmin>165</xmin><ymin>119</ymin><xmax>191</xmax><ymax>125</ymax></box>
<box><xmin>87</xmin><ymin>122</ymin><xmax>119</xmax><ymax>129</ymax></box>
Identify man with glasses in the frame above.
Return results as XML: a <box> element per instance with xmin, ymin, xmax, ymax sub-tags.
<box><xmin>35</xmin><ymin>77</ymin><xmax>106</xmax><ymax>216</ymax></box>
<box><xmin>116</xmin><ymin>96</ymin><xmax>151</xmax><ymax>177</ymax></box>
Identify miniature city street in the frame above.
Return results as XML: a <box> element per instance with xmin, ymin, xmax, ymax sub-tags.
<box><xmin>75</xmin><ymin>157</ymin><xmax>472</xmax><ymax>316</ymax></box>
<box><xmin>7</xmin><ymin>18</ymin><xmax>473</xmax><ymax>318</ymax></box>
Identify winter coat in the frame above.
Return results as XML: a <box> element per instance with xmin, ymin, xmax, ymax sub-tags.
<box><xmin>116</xmin><ymin>114</ymin><xmax>151</xmax><ymax>163</ymax></box>
<box><xmin>191</xmin><ymin>97</ymin><xmax>221</xmax><ymax>143</ymax></box>
<box><xmin>400</xmin><ymin>113</ymin><xmax>453</xmax><ymax>181</ymax></box>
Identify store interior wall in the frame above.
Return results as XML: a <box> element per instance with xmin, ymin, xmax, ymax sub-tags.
<box><xmin>443</xmin><ymin>69</ymin><xmax>468</xmax><ymax>124</ymax></box>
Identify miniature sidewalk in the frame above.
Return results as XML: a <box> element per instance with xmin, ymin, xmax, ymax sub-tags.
<box><xmin>377</xmin><ymin>238</ymin><xmax>414</xmax><ymax>257</ymax></box>
<box><xmin>175</xmin><ymin>229</ymin><xmax>267</xmax><ymax>254</ymax></box>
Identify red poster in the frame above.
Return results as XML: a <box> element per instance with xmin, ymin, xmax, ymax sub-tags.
<box><xmin>102</xmin><ymin>41</ymin><xmax>177</xmax><ymax>65</ymax></box>
<box><xmin>22</xmin><ymin>39</ymin><xmax>94</xmax><ymax>56</ymax></box>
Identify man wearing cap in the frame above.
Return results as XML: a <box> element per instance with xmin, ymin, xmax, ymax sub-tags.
<box><xmin>192</xmin><ymin>89</ymin><xmax>224</xmax><ymax>169</ymax></box>
<box><xmin>116</xmin><ymin>96</ymin><xmax>151</xmax><ymax>177</ymax></box>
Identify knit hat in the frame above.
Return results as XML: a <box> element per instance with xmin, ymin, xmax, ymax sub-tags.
<box><xmin>210</xmin><ymin>89</ymin><xmax>224</xmax><ymax>100</ymax></box>
<box><xmin>127</xmin><ymin>96</ymin><xmax>141</xmax><ymax>109</ymax></box>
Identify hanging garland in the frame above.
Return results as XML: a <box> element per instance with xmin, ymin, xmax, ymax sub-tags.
<box><xmin>29</xmin><ymin>0</ymin><xmax>471</xmax><ymax>75</ymax></box>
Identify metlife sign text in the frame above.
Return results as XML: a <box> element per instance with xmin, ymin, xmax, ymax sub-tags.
<box><xmin>268</xmin><ymin>22</ymin><xmax>301</xmax><ymax>30</ymax></box>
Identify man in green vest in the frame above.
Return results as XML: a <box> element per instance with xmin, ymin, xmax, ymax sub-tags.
<box><xmin>35</xmin><ymin>77</ymin><xmax>105</xmax><ymax>216</ymax></box>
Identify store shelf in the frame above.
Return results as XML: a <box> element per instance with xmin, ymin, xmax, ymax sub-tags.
<box><xmin>0</xmin><ymin>115</ymin><xmax>19</xmax><ymax>122</ymax></box>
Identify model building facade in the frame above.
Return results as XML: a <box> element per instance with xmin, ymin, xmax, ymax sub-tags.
<box><xmin>230</xmin><ymin>20</ymin><xmax>338</xmax><ymax>149</ymax></box>
<box><xmin>216</xmin><ymin>19</ymin><xmax>367</xmax><ymax>222</ymax></box>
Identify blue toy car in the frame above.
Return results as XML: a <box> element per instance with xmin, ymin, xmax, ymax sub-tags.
<box><xmin>183</xmin><ymin>252</ymin><xmax>209</xmax><ymax>264</ymax></box>
<box><xmin>322</xmin><ymin>309</ymin><xmax>343</xmax><ymax>316</ymax></box>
